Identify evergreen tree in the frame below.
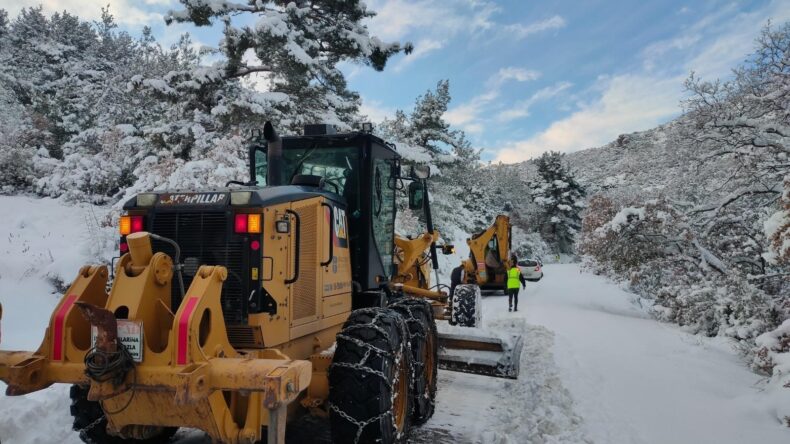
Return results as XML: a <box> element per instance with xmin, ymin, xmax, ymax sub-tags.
<box><xmin>160</xmin><ymin>0</ymin><xmax>411</xmax><ymax>133</ymax></box>
<box><xmin>378</xmin><ymin>80</ymin><xmax>488</xmax><ymax>234</ymax></box>
<box><xmin>530</xmin><ymin>151</ymin><xmax>585</xmax><ymax>254</ymax></box>
<box><xmin>379</xmin><ymin>80</ymin><xmax>475</xmax><ymax>162</ymax></box>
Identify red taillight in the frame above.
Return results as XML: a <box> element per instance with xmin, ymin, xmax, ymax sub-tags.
<box><xmin>535</xmin><ymin>266</ymin><xmax>540</xmax><ymax>271</ymax></box>
<box><xmin>250</xmin><ymin>240</ymin><xmax>261</xmax><ymax>251</ymax></box>
<box><xmin>120</xmin><ymin>242</ymin><xmax>129</xmax><ymax>253</ymax></box>
<box><xmin>130</xmin><ymin>216</ymin><xmax>144</xmax><ymax>233</ymax></box>
<box><xmin>234</xmin><ymin>214</ymin><xmax>248</xmax><ymax>233</ymax></box>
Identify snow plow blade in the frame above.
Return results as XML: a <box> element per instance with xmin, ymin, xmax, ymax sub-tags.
<box><xmin>437</xmin><ymin>333</ymin><xmax>523</xmax><ymax>379</ymax></box>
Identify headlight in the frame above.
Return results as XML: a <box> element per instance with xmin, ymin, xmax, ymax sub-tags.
<box><xmin>136</xmin><ymin>193</ymin><xmax>157</xmax><ymax>207</ymax></box>
<box><xmin>231</xmin><ymin>191</ymin><xmax>252</xmax><ymax>206</ymax></box>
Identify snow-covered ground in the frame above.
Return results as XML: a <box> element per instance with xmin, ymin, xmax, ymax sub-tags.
<box><xmin>0</xmin><ymin>197</ymin><xmax>787</xmax><ymax>443</ymax></box>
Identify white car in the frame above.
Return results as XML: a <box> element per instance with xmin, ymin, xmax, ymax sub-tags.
<box><xmin>517</xmin><ymin>259</ymin><xmax>543</xmax><ymax>281</ymax></box>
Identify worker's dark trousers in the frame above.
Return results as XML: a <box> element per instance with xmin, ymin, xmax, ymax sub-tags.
<box><xmin>507</xmin><ymin>288</ymin><xmax>519</xmax><ymax>310</ymax></box>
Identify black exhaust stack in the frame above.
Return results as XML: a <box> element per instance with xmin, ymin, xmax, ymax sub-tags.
<box><xmin>264</xmin><ymin>121</ymin><xmax>284</xmax><ymax>186</ymax></box>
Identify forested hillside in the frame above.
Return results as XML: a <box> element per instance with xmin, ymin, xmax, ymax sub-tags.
<box><xmin>559</xmin><ymin>24</ymin><xmax>790</xmax><ymax>414</ymax></box>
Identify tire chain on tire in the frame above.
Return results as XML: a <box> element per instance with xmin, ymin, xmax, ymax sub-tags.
<box><xmin>328</xmin><ymin>307</ymin><xmax>412</xmax><ymax>444</ymax></box>
<box><xmin>451</xmin><ymin>284</ymin><xmax>481</xmax><ymax>327</ymax></box>
<box><xmin>77</xmin><ymin>415</ymin><xmax>106</xmax><ymax>441</ymax></box>
<box><xmin>388</xmin><ymin>297</ymin><xmax>437</xmax><ymax>425</ymax></box>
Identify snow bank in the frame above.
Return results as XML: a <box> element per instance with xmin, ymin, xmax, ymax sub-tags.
<box><xmin>0</xmin><ymin>196</ymin><xmax>115</xmax><ymax>443</ymax></box>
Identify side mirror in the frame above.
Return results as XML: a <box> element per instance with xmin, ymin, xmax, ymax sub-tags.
<box><xmin>408</xmin><ymin>181</ymin><xmax>425</xmax><ymax>211</ymax></box>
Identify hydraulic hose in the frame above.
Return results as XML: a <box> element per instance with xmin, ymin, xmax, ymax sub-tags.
<box><xmin>148</xmin><ymin>233</ymin><xmax>185</xmax><ymax>300</ymax></box>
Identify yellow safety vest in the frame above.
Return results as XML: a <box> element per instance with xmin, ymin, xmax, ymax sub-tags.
<box><xmin>507</xmin><ymin>267</ymin><xmax>521</xmax><ymax>290</ymax></box>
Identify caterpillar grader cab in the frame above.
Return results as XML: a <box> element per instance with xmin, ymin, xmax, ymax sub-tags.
<box><xmin>0</xmin><ymin>122</ymin><xmax>521</xmax><ymax>444</ymax></box>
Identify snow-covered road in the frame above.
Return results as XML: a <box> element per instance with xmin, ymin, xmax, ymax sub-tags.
<box><xmin>413</xmin><ymin>264</ymin><xmax>790</xmax><ymax>443</ymax></box>
<box><xmin>0</xmin><ymin>197</ymin><xmax>787</xmax><ymax>444</ymax></box>
<box><xmin>520</xmin><ymin>265</ymin><xmax>788</xmax><ymax>444</ymax></box>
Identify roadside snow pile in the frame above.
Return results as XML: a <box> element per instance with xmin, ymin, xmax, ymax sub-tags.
<box><xmin>482</xmin><ymin>322</ymin><xmax>590</xmax><ymax>444</ymax></box>
<box><xmin>0</xmin><ymin>195</ymin><xmax>114</xmax><ymax>443</ymax></box>
<box><xmin>0</xmin><ymin>385</ymin><xmax>80</xmax><ymax>444</ymax></box>
<box><xmin>0</xmin><ymin>196</ymin><xmax>115</xmax><ymax>349</ymax></box>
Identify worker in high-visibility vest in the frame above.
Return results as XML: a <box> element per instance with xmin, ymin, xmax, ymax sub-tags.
<box><xmin>506</xmin><ymin>257</ymin><xmax>526</xmax><ymax>312</ymax></box>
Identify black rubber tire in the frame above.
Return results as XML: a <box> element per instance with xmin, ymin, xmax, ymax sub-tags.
<box><xmin>285</xmin><ymin>414</ymin><xmax>332</xmax><ymax>444</ymax></box>
<box><xmin>70</xmin><ymin>385</ymin><xmax>177</xmax><ymax>444</ymax></box>
<box><xmin>388</xmin><ymin>297</ymin><xmax>438</xmax><ymax>425</ymax></box>
<box><xmin>450</xmin><ymin>284</ymin><xmax>482</xmax><ymax>327</ymax></box>
<box><xmin>328</xmin><ymin>308</ymin><xmax>413</xmax><ymax>444</ymax></box>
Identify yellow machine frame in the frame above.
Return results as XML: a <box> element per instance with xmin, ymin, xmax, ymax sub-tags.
<box><xmin>0</xmin><ymin>194</ymin><xmax>352</xmax><ymax>444</ymax></box>
<box><xmin>461</xmin><ymin>214</ymin><xmax>513</xmax><ymax>289</ymax></box>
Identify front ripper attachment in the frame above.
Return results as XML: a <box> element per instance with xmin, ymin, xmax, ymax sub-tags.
<box><xmin>437</xmin><ymin>332</ymin><xmax>523</xmax><ymax>379</ymax></box>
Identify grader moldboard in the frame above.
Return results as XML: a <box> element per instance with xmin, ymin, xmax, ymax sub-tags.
<box><xmin>0</xmin><ymin>123</ymin><xmax>522</xmax><ymax>444</ymax></box>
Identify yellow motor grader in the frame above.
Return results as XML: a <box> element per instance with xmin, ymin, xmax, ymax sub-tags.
<box><xmin>461</xmin><ymin>214</ymin><xmax>514</xmax><ymax>294</ymax></box>
<box><xmin>0</xmin><ymin>123</ymin><xmax>521</xmax><ymax>444</ymax></box>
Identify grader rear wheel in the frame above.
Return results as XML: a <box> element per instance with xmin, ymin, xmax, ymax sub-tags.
<box><xmin>70</xmin><ymin>385</ymin><xmax>177</xmax><ymax>444</ymax></box>
<box><xmin>389</xmin><ymin>297</ymin><xmax>438</xmax><ymax>425</ymax></box>
<box><xmin>328</xmin><ymin>307</ymin><xmax>413</xmax><ymax>444</ymax></box>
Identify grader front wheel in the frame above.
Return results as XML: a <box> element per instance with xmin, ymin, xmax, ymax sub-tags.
<box><xmin>389</xmin><ymin>298</ymin><xmax>438</xmax><ymax>425</ymax></box>
<box><xmin>328</xmin><ymin>308</ymin><xmax>413</xmax><ymax>444</ymax></box>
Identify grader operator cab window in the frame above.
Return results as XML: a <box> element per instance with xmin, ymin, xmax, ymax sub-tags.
<box><xmin>278</xmin><ymin>146</ymin><xmax>358</xmax><ymax>196</ymax></box>
<box><xmin>372</xmin><ymin>159</ymin><xmax>395</xmax><ymax>274</ymax></box>
<box><xmin>254</xmin><ymin>148</ymin><xmax>268</xmax><ymax>186</ymax></box>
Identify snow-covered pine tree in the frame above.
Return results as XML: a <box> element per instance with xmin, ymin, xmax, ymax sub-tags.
<box><xmin>161</xmin><ymin>0</ymin><xmax>411</xmax><ymax>133</ymax></box>
<box><xmin>379</xmin><ymin>80</ymin><xmax>475</xmax><ymax>163</ymax></box>
<box><xmin>530</xmin><ymin>151</ymin><xmax>585</xmax><ymax>254</ymax></box>
<box><xmin>378</xmin><ymin>80</ymin><xmax>490</xmax><ymax>234</ymax></box>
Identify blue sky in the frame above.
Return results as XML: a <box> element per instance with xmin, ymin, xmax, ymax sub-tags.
<box><xmin>6</xmin><ymin>0</ymin><xmax>790</xmax><ymax>162</ymax></box>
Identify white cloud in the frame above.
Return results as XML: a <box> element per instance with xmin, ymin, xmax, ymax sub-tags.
<box><xmin>444</xmin><ymin>97</ymin><xmax>492</xmax><ymax>133</ymax></box>
<box><xmin>504</xmin><ymin>15</ymin><xmax>566</xmax><ymax>39</ymax></box>
<box><xmin>487</xmin><ymin>67</ymin><xmax>541</xmax><ymax>88</ymax></box>
<box><xmin>493</xmin><ymin>75</ymin><xmax>682</xmax><ymax>163</ymax></box>
<box><xmin>686</xmin><ymin>1</ymin><xmax>790</xmax><ymax>79</ymax></box>
<box><xmin>445</xmin><ymin>66</ymin><xmax>541</xmax><ymax>132</ymax></box>
<box><xmin>494</xmin><ymin>81</ymin><xmax>572</xmax><ymax>123</ymax></box>
<box><xmin>3</xmin><ymin>0</ymin><xmax>169</xmax><ymax>25</ymax></box>
<box><xmin>360</xmin><ymin>98</ymin><xmax>396</xmax><ymax>124</ymax></box>
<box><xmin>492</xmin><ymin>0</ymin><xmax>790</xmax><ymax>163</ymax></box>
<box><xmin>365</xmin><ymin>0</ymin><xmax>469</xmax><ymax>41</ymax></box>
<box><xmin>365</xmin><ymin>1</ymin><xmax>564</xmax><ymax>49</ymax></box>
<box><xmin>392</xmin><ymin>38</ymin><xmax>445</xmax><ymax>72</ymax></box>
<box><xmin>641</xmin><ymin>34</ymin><xmax>700</xmax><ymax>70</ymax></box>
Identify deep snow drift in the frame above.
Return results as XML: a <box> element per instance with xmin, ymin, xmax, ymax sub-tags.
<box><xmin>0</xmin><ymin>196</ymin><xmax>787</xmax><ymax>443</ymax></box>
